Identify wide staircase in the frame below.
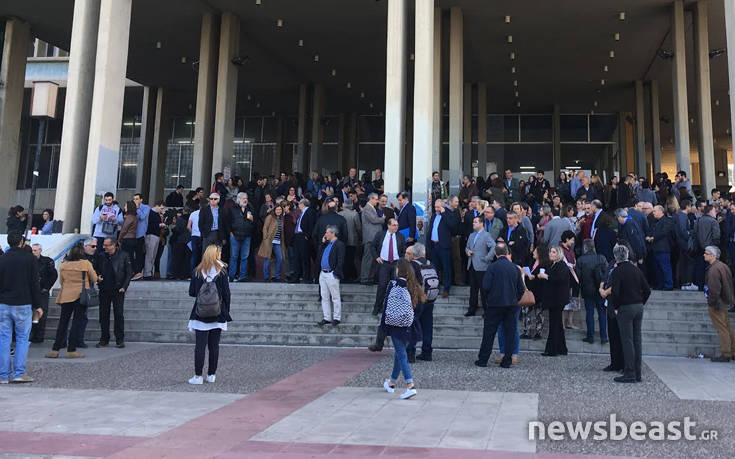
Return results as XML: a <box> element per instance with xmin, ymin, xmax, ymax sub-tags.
<box><xmin>45</xmin><ymin>282</ymin><xmax>728</xmax><ymax>357</ymax></box>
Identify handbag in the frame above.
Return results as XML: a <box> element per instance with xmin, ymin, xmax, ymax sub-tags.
<box><xmin>101</xmin><ymin>221</ymin><xmax>117</xmax><ymax>235</ymax></box>
<box><xmin>518</xmin><ymin>275</ymin><xmax>535</xmax><ymax>307</ymax></box>
<box><xmin>79</xmin><ymin>271</ymin><xmax>99</xmax><ymax>307</ymax></box>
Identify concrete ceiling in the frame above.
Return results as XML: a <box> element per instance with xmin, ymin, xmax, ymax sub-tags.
<box><xmin>1</xmin><ymin>0</ymin><xmax>732</xmax><ymax>148</ymax></box>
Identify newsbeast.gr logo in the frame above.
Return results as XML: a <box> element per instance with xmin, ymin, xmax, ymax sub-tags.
<box><xmin>529</xmin><ymin>415</ymin><xmax>718</xmax><ymax>441</ymax></box>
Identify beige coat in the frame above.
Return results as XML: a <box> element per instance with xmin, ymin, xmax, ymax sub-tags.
<box><xmin>56</xmin><ymin>259</ymin><xmax>98</xmax><ymax>305</ymax></box>
<box><xmin>258</xmin><ymin>215</ymin><xmax>288</xmax><ymax>263</ymax></box>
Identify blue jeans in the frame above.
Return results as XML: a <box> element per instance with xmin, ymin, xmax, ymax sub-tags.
<box><xmin>430</xmin><ymin>243</ymin><xmax>452</xmax><ymax>292</ymax></box>
<box><xmin>498</xmin><ymin>307</ymin><xmax>520</xmax><ymax>355</ymax></box>
<box><xmin>584</xmin><ymin>296</ymin><xmax>608</xmax><ymax>341</ymax></box>
<box><xmin>390</xmin><ymin>334</ymin><xmax>413</xmax><ymax>384</ymax></box>
<box><xmin>264</xmin><ymin>243</ymin><xmax>283</xmax><ymax>279</ymax></box>
<box><xmin>0</xmin><ymin>304</ymin><xmax>32</xmax><ymax>380</ymax></box>
<box><xmin>654</xmin><ymin>252</ymin><xmax>673</xmax><ymax>289</ymax></box>
<box><xmin>229</xmin><ymin>236</ymin><xmax>251</xmax><ymax>280</ymax></box>
<box><xmin>190</xmin><ymin>236</ymin><xmax>202</xmax><ymax>274</ymax></box>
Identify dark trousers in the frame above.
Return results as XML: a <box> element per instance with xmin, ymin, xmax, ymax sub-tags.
<box><xmin>121</xmin><ymin>238</ymin><xmax>137</xmax><ymax>273</ymax></box>
<box><xmin>544</xmin><ymin>305</ymin><xmax>568</xmax><ymax>356</ymax></box>
<box><xmin>29</xmin><ymin>291</ymin><xmax>50</xmax><ymax>342</ymax></box>
<box><xmin>373</xmin><ymin>261</ymin><xmax>396</xmax><ymax>314</ymax></box>
<box><xmin>695</xmin><ymin>254</ymin><xmax>707</xmax><ymax>290</ymax></box>
<box><xmin>617</xmin><ymin>303</ymin><xmax>643</xmax><ymax>380</ymax></box>
<box><xmin>468</xmin><ymin>266</ymin><xmax>486</xmax><ymax>314</ymax></box>
<box><xmin>430</xmin><ymin>242</ymin><xmax>452</xmax><ymax>293</ymax></box>
<box><xmin>676</xmin><ymin>248</ymin><xmax>694</xmax><ymax>287</ymax></box>
<box><xmin>344</xmin><ymin>245</ymin><xmax>358</xmax><ymax>281</ymax></box>
<box><xmin>99</xmin><ymin>290</ymin><xmax>125</xmax><ymax>345</ymax></box>
<box><xmin>134</xmin><ymin>237</ymin><xmax>145</xmax><ymax>274</ymax></box>
<box><xmin>293</xmin><ymin>234</ymin><xmax>313</xmax><ymax>281</ymax></box>
<box><xmin>407</xmin><ymin>301</ymin><xmax>434</xmax><ymax>357</ymax></box>
<box><xmin>96</xmin><ymin>237</ymin><xmax>106</xmax><ymax>254</ymax></box>
<box><xmin>194</xmin><ymin>328</ymin><xmax>221</xmax><ymax>376</ymax></box>
<box><xmin>653</xmin><ymin>252</ymin><xmax>673</xmax><ymax>289</ymax></box>
<box><xmin>171</xmin><ymin>242</ymin><xmax>191</xmax><ymax>279</ymax></box>
<box><xmin>607</xmin><ymin>310</ymin><xmax>624</xmax><ymax>370</ymax></box>
<box><xmin>52</xmin><ymin>301</ymin><xmax>86</xmax><ymax>352</ymax></box>
<box><xmin>477</xmin><ymin>306</ymin><xmax>517</xmax><ymax>365</ymax></box>
<box><xmin>190</xmin><ymin>236</ymin><xmax>202</xmax><ymax>274</ymax></box>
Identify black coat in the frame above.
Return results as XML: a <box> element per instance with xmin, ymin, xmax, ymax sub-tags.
<box><xmin>6</xmin><ymin>215</ymin><xmax>25</xmax><ymax>234</ymax></box>
<box><xmin>372</xmin><ymin>230</ymin><xmax>407</xmax><ymax>261</ymax></box>
<box><xmin>312</xmin><ymin>210</ymin><xmax>348</xmax><ymax>246</ymax></box>
<box><xmin>0</xmin><ymin>247</ymin><xmax>41</xmax><ymax>306</ymax></box>
<box><xmin>543</xmin><ymin>261</ymin><xmax>571</xmax><ymax>309</ymax></box>
<box><xmin>295</xmin><ymin>206</ymin><xmax>318</xmax><ymax>241</ymax></box>
<box><xmin>481</xmin><ymin>257</ymin><xmax>525</xmax><ymax>308</ymax></box>
<box><xmin>226</xmin><ymin>205</ymin><xmax>255</xmax><ymax>241</ymax></box>
<box><xmin>618</xmin><ymin>218</ymin><xmax>647</xmax><ymax>262</ymax></box>
<box><xmin>396</xmin><ymin>203</ymin><xmax>417</xmax><ymax>240</ymax></box>
<box><xmin>37</xmin><ymin>255</ymin><xmax>58</xmax><ymax>292</ymax></box>
<box><xmin>188</xmin><ymin>269</ymin><xmax>232</xmax><ymax>323</ymax></box>
<box><xmin>427</xmin><ymin>211</ymin><xmax>456</xmax><ymax>249</ymax></box>
<box><xmin>505</xmin><ymin>225</ymin><xmax>530</xmax><ymax>266</ymax></box>
<box><xmin>575</xmin><ymin>252</ymin><xmax>607</xmax><ymax>299</ymax></box>
<box><xmin>649</xmin><ymin>215</ymin><xmax>675</xmax><ymax>253</ymax></box>
<box><xmin>594</xmin><ymin>227</ymin><xmax>617</xmax><ymax>262</ymax></box>
<box><xmin>198</xmin><ymin>205</ymin><xmax>226</xmax><ymax>241</ymax></box>
<box><xmin>317</xmin><ymin>239</ymin><xmax>346</xmax><ymax>279</ymax></box>
<box><xmin>146</xmin><ymin>209</ymin><xmax>162</xmax><ymax>236</ymax></box>
<box><xmin>97</xmin><ymin>250</ymin><xmax>133</xmax><ymax>292</ymax></box>
<box><xmin>165</xmin><ymin>191</ymin><xmax>184</xmax><ymax>208</ymax></box>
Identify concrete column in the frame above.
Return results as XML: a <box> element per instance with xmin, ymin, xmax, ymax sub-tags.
<box><xmin>211</xmin><ymin>11</ymin><xmax>240</xmax><ymax>179</ymax></box>
<box><xmin>649</xmin><ymin>80</ymin><xmax>662</xmax><ymax>174</ymax></box>
<box><xmin>462</xmin><ymin>83</ymin><xmax>472</xmax><ymax>176</ymax></box>
<box><xmin>432</xmin><ymin>7</ymin><xmax>442</xmax><ymax>172</ymax></box>
<box><xmin>618</xmin><ymin>112</ymin><xmax>628</xmax><ymax>175</ymax></box>
<box><xmin>136</xmin><ymin>86</ymin><xmax>156</xmax><ymax>195</ymax></box>
<box><xmin>148</xmin><ymin>88</ymin><xmax>171</xmax><ymax>203</ymax></box>
<box><xmin>274</xmin><ymin>114</ymin><xmax>284</xmax><ymax>174</ymax></box>
<box><xmin>477</xmin><ymin>82</ymin><xmax>487</xmax><ymax>179</ymax></box>
<box><xmin>694</xmin><ymin>0</ymin><xmax>716</xmax><ymax>198</ymax></box>
<box><xmin>384</xmin><ymin>0</ymin><xmax>407</xmax><ymax>198</ymax></box>
<box><xmin>80</xmin><ymin>0</ymin><xmax>132</xmax><ymax>232</ymax></box>
<box><xmin>344</xmin><ymin>113</ymin><xmax>358</xmax><ymax>172</ymax></box>
<box><xmin>294</xmin><ymin>84</ymin><xmax>308</xmax><ymax>173</ymax></box>
<box><xmin>0</xmin><ymin>19</ymin><xmax>30</xmax><ymax>232</ymax></box>
<box><xmin>448</xmin><ymin>7</ymin><xmax>464</xmax><ymax>193</ymax></box>
<box><xmin>552</xmin><ymin>105</ymin><xmax>561</xmax><ymax>180</ymax></box>
<box><xmin>337</xmin><ymin>113</ymin><xmax>346</xmax><ymax>173</ymax></box>
<box><xmin>412</xmin><ymin>0</ymin><xmax>435</xmax><ymax>209</ymax></box>
<box><xmin>726</xmin><ymin>0</ymin><xmax>735</xmax><ymax>162</ymax></box>
<box><xmin>310</xmin><ymin>84</ymin><xmax>324</xmax><ymax>173</ymax></box>
<box><xmin>192</xmin><ymin>12</ymin><xmax>219</xmax><ymax>191</ymax></box>
<box><xmin>634</xmin><ymin>80</ymin><xmax>646</xmax><ymax>177</ymax></box>
<box><xmin>672</xmin><ymin>0</ymin><xmax>691</xmax><ymax>178</ymax></box>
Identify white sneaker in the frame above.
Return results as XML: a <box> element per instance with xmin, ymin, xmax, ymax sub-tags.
<box><xmin>401</xmin><ymin>387</ymin><xmax>417</xmax><ymax>399</ymax></box>
<box><xmin>383</xmin><ymin>379</ymin><xmax>395</xmax><ymax>393</ymax></box>
<box><xmin>188</xmin><ymin>376</ymin><xmax>203</xmax><ymax>385</ymax></box>
<box><xmin>206</xmin><ymin>374</ymin><xmax>216</xmax><ymax>383</ymax></box>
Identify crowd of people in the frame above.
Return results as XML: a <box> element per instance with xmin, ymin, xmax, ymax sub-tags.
<box><xmin>3</xmin><ymin>165</ymin><xmax>735</xmax><ymax>391</ymax></box>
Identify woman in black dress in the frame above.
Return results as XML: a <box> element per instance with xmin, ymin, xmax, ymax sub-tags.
<box><xmin>539</xmin><ymin>246</ymin><xmax>570</xmax><ymax>356</ymax></box>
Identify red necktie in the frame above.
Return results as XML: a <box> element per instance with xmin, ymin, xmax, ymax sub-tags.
<box><xmin>388</xmin><ymin>234</ymin><xmax>394</xmax><ymax>263</ymax></box>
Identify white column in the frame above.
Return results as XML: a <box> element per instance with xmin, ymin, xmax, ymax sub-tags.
<box><xmin>136</xmin><ymin>86</ymin><xmax>156</xmax><ymax>195</ymax></box>
<box><xmin>192</xmin><ymin>12</ymin><xmax>219</xmax><ymax>191</ymax></box>
<box><xmin>80</xmin><ymin>0</ymin><xmax>132</xmax><ymax>233</ymax></box>
<box><xmin>635</xmin><ymin>80</ymin><xmax>646</xmax><ymax>177</ymax></box>
<box><xmin>412</xmin><ymin>0</ymin><xmax>435</xmax><ymax>210</ymax></box>
<box><xmin>672</xmin><ymin>0</ymin><xmax>691</xmax><ymax>178</ymax></box>
<box><xmin>148</xmin><ymin>88</ymin><xmax>171</xmax><ymax>203</ymax></box>
<box><xmin>726</xmin><ymin>0</ymin><xmax>735</xmax><ymax>162</ymax></box>
<box><xmin>477</xmin><ymin>82</ymin><xmax>487</xmax><ymax>179</ymax></box>
<box><xmin>211</xmin><ymin>11</ymin><xmax>240</xmax><ymax>178</ymax></box>
<box><xmin>384</xmin><ymin>0</ymin><xmax>407</xmax><ymax>199</ymax></box>
<box><xmin>55</xmin><ymin>0</ymin><xmax>100</xmax><ymax>232</ymax></box>
<box><xmin>294</xmin><ymin>83</ymin><xmax>308</xmax><ymax>173</ymax></box>
<box><xmin>448</xmin><ymin>6</ymin><xmax>464</xmax><ymax>193</ymax></box>
<box><xmin>0</xmin><ymin>19</ymin><xmax>30</xmax><ymax>232</ymax></box>
<box><xmin>694</xmin><ymin>0</ymin><xmax>716</xmax><ymax>198</ymax></box>
<box><xmin>462</xmin><ymin>82</ymin><xmax>472</xmax><ymax>176</ymax></box>
<box><xmin>432</xmin><ymin>7</ymin><xmax>442</xmax><ymax>172</ymax></box>
<box><xmin>310</xmin><ymin>84</ymin><xmax>324</xmax><ymax>173</ymax></box>
<box><xmin>649</xmin><ymin>80</ymin><xmax>662</xmax><ymax>174</ymax></box>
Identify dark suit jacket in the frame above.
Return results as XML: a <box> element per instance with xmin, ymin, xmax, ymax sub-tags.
<box><xmin>371</xmin><ymin>230</ymin><xmax>406</xmax><ymax>261</ymax></box>
<box><xmin>481</xmin><ymin>257</ymin><xmax>525</xmax><ymax>308</ymax></box>
<box><xmin>594</xmin><ymin>227</ymin><xmax>617</xmax><ymax>262</ymax></box>
<box><xmin>294</xmin><ymin>206</ymin><xmax>318</xmax><ymax>241</ymax></box>
<box><xmin>504</xmin><ymin>224</ymin><xmax>530</xmax><ymax>265</ymax></box>
<box><xmin>198</xmin><ymin>205</ymin><xmax>226</xmax><ymax>241</ymax></box>
<box><xmin>428</xmin><ymin>212</ymin><xmax>456</xmax><ymax>249</ymax></box>
<box><xmin>396</xmin><ymin>202</ymin><xmax>417</xmax><ymax>241</ymax></box>
<box><xmin>312</xmin><ymin>210</ymin><xmax>348</xmax><ymax>246</ymax></box>
<box><xmin>317</xmin><ymin>239</ymin><xmax>346</xmax><ymax>279</ymax></box>
<box><xmin>619</xmin><ymin>218</ymin><xmax>647</xmax><ymax>262</ymax></box>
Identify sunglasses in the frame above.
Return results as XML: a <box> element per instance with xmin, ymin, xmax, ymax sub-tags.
<box><xmin>209</xmin><ymin>197</ymin><xmax>219</xmax><ymax>201</ymax></box>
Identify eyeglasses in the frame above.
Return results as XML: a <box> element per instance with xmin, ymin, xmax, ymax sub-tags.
<box><xmin>89</xmin><ymin>245</ymin><xmax>97</xmax><ymax>248</ymax></box>
<box><xmin>209</xmin><ymin>197</ymin><xmax>219</xmax><ymax>201</ymax></box>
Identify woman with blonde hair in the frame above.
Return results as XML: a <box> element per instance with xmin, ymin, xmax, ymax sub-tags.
<box><xmin>381</xmin><ymin>259</ymin><xmax>426</xmax><ymax>399</ymax></box>
<box><xmin>187</xmin><ymin>244</ymin><xmax>231</xmax><ymax>384</ymax></box>
<box><xmin>258</xmin><ymin>205</ymin><xmax>288</xmax><ymax>281</ymax></box>
<box><xmin>538</xmin><ymin>246</ymin><xmax>571</xmax><ymax>356</ymax></box>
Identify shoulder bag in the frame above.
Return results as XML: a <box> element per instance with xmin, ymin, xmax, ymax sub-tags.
<box><xmin>79</xmin><ymin>271</ymin><xmax>99</xmax><ymax>307</ymax></box>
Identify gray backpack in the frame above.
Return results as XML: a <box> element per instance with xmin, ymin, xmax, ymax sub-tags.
<box><xmin>196</xmin><ymin>278</ymin><xmax>221</xmax><ymax>318</ymax></box>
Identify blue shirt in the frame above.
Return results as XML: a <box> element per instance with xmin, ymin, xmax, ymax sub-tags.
<box><xmin>507</xmin><ymin>225</ymin><xmax>516</xmax><ymax>242</ymax></box>
<box><xmin>321</xmin><ymin>240</ymin><xmax>336</xmax><ymax>270</ymax></box>
<box><xmin>41</xmin><ymin>221</ymin><xmax>54</xmax><ymax>235</ymax></box>
<box><xmin>135</xmin><ymin>203</ymin><xmax>150</xmax><ymax>238</ymax></box>
<box><xmin>211</xmin><ymin>206</ymin><xmax>219</xmax><ymax>231</ymax></box>
<box><xmin>591</xmin><ymin>209</ymin><xmax>602</xmax><ymax>237</ymax></box>
<box><xmin>431</xmin><ymin>214</ymin><xmax>442</xmax><ymax>242</ymax></box>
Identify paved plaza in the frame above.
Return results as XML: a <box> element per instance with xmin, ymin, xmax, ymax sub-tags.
<box><xmin>1</xmin><ymin>344</ymin><xmax>733</xmax><ymax>458</ymax></box>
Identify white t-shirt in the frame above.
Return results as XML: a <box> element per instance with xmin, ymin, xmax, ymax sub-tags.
<box><xmin>189</xmin><ymin>210</ymin><xmax>201</xmax><ymax>237</ymax></box>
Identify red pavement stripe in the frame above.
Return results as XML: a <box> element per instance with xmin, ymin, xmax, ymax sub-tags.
<box><xmin>0</xmin><ymin>431</ymin><xmax>145</xmax><ymax>457</ymax></box>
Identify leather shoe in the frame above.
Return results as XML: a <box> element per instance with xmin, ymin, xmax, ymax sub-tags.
<box><xmin>602</xmin><ymin>365</ymin><xmax>621</xmax><ymax>372</ymax></box>
<box><xmin>368</xmin><ymin>344</ymin><xmax>383</xmax><ymax>352</ymax></box>
<box><xmin>582</xmin><ymin>337</ymin><xmax>594</xmax><ymax>344</ymax></box>
<box><xmin>499</xmin><ymin>360</ymin><xmax>512</xmax><ymax>368</ymax></box>
<box><xmin>407</xmin><ymin>354</ymin><xmax>416</xmax><ymax>363</ymax></box>
<box><xmin>464</xmin><ymin>311</ymin><xmax>475</xmax><ymax>317</ymax></box>
<box><xmin>474</xmin><ymin>360</ymin><xmax>488</xmax><ymax>367</ymax></box>
<box><xmin>316</xmin><ymin>319</ymin><xmax>331</xmax><ymax>326</ymax></box>
<box><xmin>711</xmin><ymin>355</ymin><xmax>731</xmax><ymax>362</ymax></box>
<box><xmin>614</xmin><ymin>376</ymin><xmax>637</xmax><ymax>383</ymax></box>
<box><xmin>441</xmin><ymin>292</ymin><xmax>449</xmax><ymax>298</ymax></box>
<box><xmin>416</xmin><ymin>354</ymin><xmax>432</xmax><ymax>361</ymax></box>
<box><xmin>540</xmin><ymin>352</ymin><xmax>556</xmax><ymax>357</ymax></box>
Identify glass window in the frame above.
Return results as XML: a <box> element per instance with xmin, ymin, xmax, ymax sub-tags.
<box><xmin>172</xmin><ymin>118</ymin><xmax>194</xmax><ymax>140</ymax></box>
<box><xmin>164</xmin><ymin>143</ymin><xmax>193</xmax><ymax>189</ymax></box>
<box><xmin>494</xmin><ymin>144</ymin><xmax>554</xmax><ymax>173</ymax></box>
<box><xmin>358</xmin><ymin>115</ymin><xmax>385</xmax><ymax>142</ymax></box>
<box><xmin>262</xmin><ymin>117</ymin><xmax>277</xmax><ymax>142</ymax></box>
<box><xmin>117</xmin><ymin>142</ymin><xmax>139</xmax><ymax>189</ymax></box>
<box><xmin>285</xmin><ymin>116</ymin><xmax>299</xmax><ymax>143</ymax></box>
<box><xmin>520</xmin><ymin>115</ymin><xmax>552</xmax><ymax>142</ymax></box>
<box><xmin>487</xmin><ymin>115</ymin><xmax>519</xmax><ymax>142</ymax></box>
<box><xmin>323</xmin><ymin>116</ymin><xmax>339</xmax><ymax>143</ymax></box>
<box><xmin>589</xmin><ymin>114</ymin><xmax>617</xmax><ymax>142</ymax></box>
<box><xmin>243</xmin><ymin>117</ymin><xmax>261</xmax><ymax>142</ymax></box>
<box><xmin>234</xmin><ymin>117</ymin><xmax>245</xmax><ymax>141</ymax></box>
<box><xmin>560</xmin><ymin>115</ymin><xmax>588</xmax><ymax>142</ymax></box>
<box><xmin>232</xmin><ymin>142</ymin><xmax>253</xmax><ymax>180</ymax></box>
<box><xmin>251</xmin><ymin>144</ymin><xmax>276</xmax><ymax>181</ymax></box>
<box><xmin>357</xmin><ymin>143</ymin><xmax>385</xmax><ymax>172</ymax></box>
<box><xmin>45</xmin><ymin>118</ymin><xmax>63</xmax><ymax>144</ymax></box>
<box><xmin>561</xmin><ymin>143</ymin><xmax>615</xmax><ymax>173</ymax></box>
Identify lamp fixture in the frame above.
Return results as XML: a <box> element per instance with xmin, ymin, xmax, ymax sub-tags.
<box><xmin>593</xmin><ymin>101</ymin><xmax>598</xmax><ymax>107</ymax></box>
<box><xmin>369</xmin><ymin>102</ymin><xmax>374</xmax><ymax>109</ymax></box>
<box><xmin>247</xmin><ymin>94</ymin><xmax>252</xmax><ymax>100</ymax></box>
<box><xmin>314</xmin><ymin>53</ymin><xmax>319</xmax><ymax>62</ymax></box>
<box><xmin>511</xmin><ymin>66</ymin><xmax>516</xmax><ymax>73</ymax></box>
<box><xmin>156</xmin><ymin>41</ymin><xmax>161</xmax><ymax>49</ymax></box>
<box><xmin>331</xmin><ymin>69</ymin><xmax>337</xmax><ymax>76</ymax></box>
<box><xmin>514</xmin><ymin>90</ymin><xmax>519</xmax><ymax>97</ymax></box>
<box><xmin>276</xmin><ymin>19</ymin><xmax>283</xmax><ymax>27</ymax></box>
<box><xmin>510</xmin><ymin>51</ymin><xmax>515</xmax><ymax>60</ymax></box>
<box><xmin>600</xmin><ymin>79</ymin><xmax>606</xmax><ymax>86</ymax></box>
<box><xmin>603</xmin><ymin>65</ymin><xmax>609</xmax><ymax>72</ymax></box>
<box><xmin>715</xmin><ymin>99</ymin><xmax>720</xmax><ymax>106</ymax></box>
<box><xmin>256</xmin><ymin>0</ymin><xmax>261</xmax><ymax>4</ymax></box>
<box><xmin>346</xmin><ymin>82</ymin><xmax>351</xmax><ymax>88</ymax></box>
<box><xmin>360</xmin><ymin>92</ymin><xmax>365</xmax><ymax>98</ymax></box>
<box><xmin>180</xmin><ymin>57</ymin><xmax>186</xmax><ymax>63</ymax></box>
<box><xmin>505</xmin><ymin>15</ymin><xmax>511</xmax><ymax>24</ymax></box>
<box><xmin>590</xmin><ymin>110</ymin><xmax>595</xmax><ymax>115</ymax></box>
<box><xmin>298</xmin><ymin>39</ymin><xmax>304</xmax><ymax>47</ymax></box>
<box><xmin>507</xmin><ymin>35</ymin><xmax>513</xmax><ymax>43</ymax></box>
<box><xmin>513</xmin><ymin>80</ymin><xmax>518</xmax><ymax>87</ymax></box>
<box><xmin>410</xmin><ymin>53</ymin><xmax>415</xmax><ymax>61</ymax></box>
<box><xmin>516</xmin><ymin>101</ymin><xmax>521</xmax><ymax>108</ymax></box>
<box><xmin>609</xmin><ymin>50</ymin><xmax>615</xmax><ymax>58</ymax></box>
<box><xmin>614</xmin><ymin>33</ymin><xmax>620</xmax><ymax>41</ymax></box>
<box><xmin>256</xmin><ymin>102</ymin><xmax>261</xmax><ymax>108</ymax></box>
<box><xmin>619</xmin><ymin>12</ymin><xmax>626</xmax><ymax>20</ymax></box>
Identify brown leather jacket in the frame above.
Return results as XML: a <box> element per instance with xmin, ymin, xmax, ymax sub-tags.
<box><xmin>706</xmin><ymin>259</ymin><xmax>735</xmax><ymax>309</ymax></box>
